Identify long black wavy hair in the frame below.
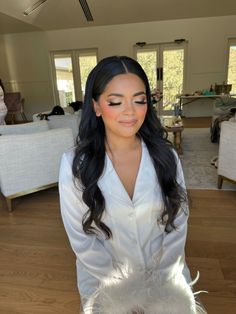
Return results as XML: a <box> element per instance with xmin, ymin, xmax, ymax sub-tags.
<box><xmin>72</xmin><ymin>56</ymin><xmax>187</xmax><ymax>238</ymax></box>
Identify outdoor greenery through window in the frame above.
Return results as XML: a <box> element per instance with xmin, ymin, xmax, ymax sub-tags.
<box><xmin>54</xmin><ymin>54</ymin><xmax>75</xmax><ymax>107</ymax></box>
<box><xmin>51</xmin><ymin>50</ymin><xmax>97</xmax><ymax>107</ymax></box>
<box><xmin>137</xmin><ymin>51</ymin><xmax>157</xmax><ymax>91</ymax></box>
<box><xmin>136</xmin><ymin>43</ymin><xmax>186</xmax><ymax>115</ymax></box>
<box><xmin>163</xmin><ymin>49</ymin><xmax>184</xmax><ymax>110</ymax></box>
<box><xmin>227</xmin><ymin>41</ymin><xmax>236</xmax><ymax>94</ymax></box>
<box><xmin>78</xmin><ymin>52</ymin><xmax>97</xmax><ymax>97</ymax></box>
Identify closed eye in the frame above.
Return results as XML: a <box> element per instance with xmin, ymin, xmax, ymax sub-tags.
<box><xmin>107</xmin><ymin>102</ymin><xmax>122</xmax><ymax>106</ymax></box>
<box><xmin>135</xmin><ymin>100</ymin><xmax>147</xmax><ymax>105</ymax></box>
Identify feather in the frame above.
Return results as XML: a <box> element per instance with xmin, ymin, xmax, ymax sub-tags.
<box><xmin>83</xmin><ymin>266</ymin><xmax>208</xmax><ymax>314</ymax></box>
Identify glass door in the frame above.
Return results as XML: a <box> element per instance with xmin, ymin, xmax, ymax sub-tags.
<box><xmin>136</xmin><ymin>42</ymin><xmax>186</xmax><ymax>116</ymax></box>
<box><xmin>51</xmin><ymin>49</ymin><xmax>98</xmax><ymax>107</ymax></box>
<box><xmin>53</xmin><ymin>52</ymin><xmax>75</xmax><ymax>107</ymax></box>
<box><xmin>161</xmin><ymin>44</ymin><xmax>185</xmax><ymax>115</ymax></box>
<box><xmin>227</xmin><ymin>39</ymin><xmax>236</xmax><ymax>94</ymax></box>
<box><xmin>77</xmin><ymin>51</ymin><xmax>98</xmax><ymax>97</ymax></box>
<box><xmin>136</xmin><ymin>49</ymin><xmax>158</xmax><ymax>92</ymax></box>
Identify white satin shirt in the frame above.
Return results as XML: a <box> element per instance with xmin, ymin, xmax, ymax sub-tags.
<box><xmin>59</xmin><ymin>141</ymin><xmax>191</xmax><ymax>309</ymax></box>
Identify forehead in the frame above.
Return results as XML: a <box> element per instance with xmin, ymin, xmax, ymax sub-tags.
<box><xmin>103</xmin><ymin>73</ymin><xmax>145</xmax><ymax>94</ymax></box>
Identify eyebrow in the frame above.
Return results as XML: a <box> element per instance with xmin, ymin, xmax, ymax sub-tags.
<box><xmin>107</xmin><ymin>91</ymin><xmax>146</xmax><ymax>97</ymax></box>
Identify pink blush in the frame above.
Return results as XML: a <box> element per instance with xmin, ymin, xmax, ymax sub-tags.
<box><xmin>101</xmin><ymin>104</ymin><xmax>119</xmax><ymax>119</ymax></box>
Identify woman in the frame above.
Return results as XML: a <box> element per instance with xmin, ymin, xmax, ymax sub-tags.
<box><xmin>0</xmin><ymin>79</ymin><xmax>7</xmax><ymax>125</ymax></box>
<box><xmin>59</xmin><ymin>56</ymin><xmax>206</xmax><ymax>314</ymax></box>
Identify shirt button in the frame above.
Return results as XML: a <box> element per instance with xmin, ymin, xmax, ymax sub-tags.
<box><xmin>128</xmin><ymin>212</ymin><xmax>134</xmax><ymax>218</ymax></box>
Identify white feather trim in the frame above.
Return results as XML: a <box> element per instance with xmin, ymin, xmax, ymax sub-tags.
<box><xmin>83</xmin><ymin>267</ymin><xmax>208</xmax><ymax>314</ymax></box>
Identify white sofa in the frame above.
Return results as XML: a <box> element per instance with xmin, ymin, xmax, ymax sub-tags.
<box><xmin>0</xmin><ymin>120</ymin><xmax>49</xmax><ymax>135</ymax></box>
<box><xmin>217</xmin><ymin>120</ymin><xmax>236</xmax><ymax>189</ymax></box>
<box><xmin>33</xmin><ymin>111</ymin><xmax>82</xmax><ymax>142</ymax></box>
<box><xmin>0</xmin><ymin>121</ymin><xmax>74</xmax><ymax>211</ymax></box>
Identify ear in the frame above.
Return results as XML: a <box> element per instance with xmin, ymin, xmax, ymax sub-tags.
<box><xmin>93</xmin><ymin>99</ymin><xmax>102</xmax><ymax>117</ymax></box>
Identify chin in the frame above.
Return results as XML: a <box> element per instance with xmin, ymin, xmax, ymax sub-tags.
<box><xmin>119</xmin><ymin>126</ymin><xmax>142</xmax><ymax>137</ymax></box>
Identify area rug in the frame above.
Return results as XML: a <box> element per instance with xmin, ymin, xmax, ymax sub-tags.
<box><xmin>179</xmin><ymin>128</ymin><xmax>236</xmax><ymax>190</ymax></box>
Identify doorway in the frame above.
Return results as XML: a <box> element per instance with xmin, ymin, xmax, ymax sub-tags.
<box><xmin>50</xmin><ymin>49</ymin><xmax>98</xmax><ymax>107</ymax></box>
<box><xmin>135</xmin><ymin>42</ymin><xmax>186</xmax><ymax>116</ymax></box>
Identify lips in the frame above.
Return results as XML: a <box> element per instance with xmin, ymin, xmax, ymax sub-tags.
<box><xmin>119</xmin><ymin>119</ymin><xmax>138</xmax><ymax>127</ymax></box>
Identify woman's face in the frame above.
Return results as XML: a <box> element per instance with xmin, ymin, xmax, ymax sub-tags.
<box><xmin>93</xmin><ymin>73</ymin><xmax>148</xmax><ymax>140</ymax></box>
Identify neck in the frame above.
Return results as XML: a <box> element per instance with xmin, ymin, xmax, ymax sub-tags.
<box><xmin>105</xmin><ymin>134</ymin><xmax>140</xmax><ymax>153</ymax></box>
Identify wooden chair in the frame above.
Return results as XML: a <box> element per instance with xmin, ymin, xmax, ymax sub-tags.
<box><xmin>4</xmin><ymin>92</ymin><xmax>27</xmax><ymax>124</ymax></box>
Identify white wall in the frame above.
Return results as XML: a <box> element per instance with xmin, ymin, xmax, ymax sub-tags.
<box><xmin>1</xmin><ymin>32</ymin><xmax>54</xmax><ymax>119</ymax></box>
<box><xmin>1</xmin><ymin>15</ymin><xmax>236</xmax><ymax>119</ymax></box>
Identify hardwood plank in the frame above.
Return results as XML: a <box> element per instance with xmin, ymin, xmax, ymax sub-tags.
<box><xmin>0</xmin><ymin>244</ymin><xmax>75</xmax><ymax>270</ymax></box>
<box><xmin>0</xmin><ymin>188</ymin><xmax>81</xmax><ymax>313</ymax></box>
<box><xmin>220</xmin><ymin>258</ymin><xmax>236</xmax><ymax>280</ymax></box>
<box><xmin>0</xmin><ymin>283</ymin><xmax>80</xmax><ymax>314</ymax></box>
<box><xmin>186</xmin><ymin>257</ymin><xmax>225</xmax><ymax>281</ymax></box>
<box><xmin>186</xmin><ymin>241</ymin><xmax>236</xmax><ymax>259</ymax></box>
<box><xmin>186</xmin><ymin>189</ymin><xmax>236</xmax><ymax>313</ymax></box>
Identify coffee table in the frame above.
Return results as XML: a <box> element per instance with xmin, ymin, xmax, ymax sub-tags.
<box><xmin>165</xmin><ymin>125</ymin><xmax>184</xmax><ymax>154</ymax></box>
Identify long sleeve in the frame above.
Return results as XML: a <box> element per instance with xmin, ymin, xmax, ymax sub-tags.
<box><xmin>157</xmin><ymin>153</ymin><xmax>191</xmax><ymax>282</ymax></box>
<box><xmin>58</xmin><ymin>151</ymin><xmax>116</xmax><ymax>312</ymax></box>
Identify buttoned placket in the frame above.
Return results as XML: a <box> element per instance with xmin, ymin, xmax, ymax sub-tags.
<box><xmin>131</xmin><ymin>203</ymin><xmax>147</xmax><ymax>270</ymax></box>
<box><xmin>101</xmin><ymin>142</ymin><xmax>150</xmax><ymax>270</ymax></box>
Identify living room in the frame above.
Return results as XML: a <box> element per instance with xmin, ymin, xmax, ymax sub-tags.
<box><xmin>0</xmin><ymin>1</ymin><xmax>236</xmax><ymax>313</ymax></box>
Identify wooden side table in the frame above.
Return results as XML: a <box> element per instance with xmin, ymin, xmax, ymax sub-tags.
<box><xmin>165</xmin><ymin>125</ymin><xmax>184</xmax><ymax>154</ymax></box>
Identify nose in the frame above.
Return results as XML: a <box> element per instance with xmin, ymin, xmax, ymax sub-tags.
<box><xmin>123</xmin><ymin>100</ymin><xmax>135</xmax><ymax>115</ymax></box>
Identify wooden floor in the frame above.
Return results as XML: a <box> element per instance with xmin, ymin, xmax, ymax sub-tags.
<box><xmin>186</xmin><ymin>189</ymin><xmax>236</xmax><ymax>314</ymax></box>
<box><xmin>0</xmin><ymin>189</ymin><xmax>80</xmax><ymax>314</ymax></box>
<box><xmin>0</xmin><ymin>188</ymin><xmax>235</xmax><ymax>314</ymax></box>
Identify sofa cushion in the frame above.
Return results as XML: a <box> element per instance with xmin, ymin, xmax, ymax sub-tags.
<box><xmin>0</xmin><ymin>128</ymin><xmax>74</xmax><ymax>197</ymax></box>
<box><xmin>0</xmin><ymin>121</ymin><xmax>49</xmax><ymax>135</ymax></box>
<box><xmin>47</xmin><ymin>114</ymin><xmax>81</xmax><ymax>141</ymax></box>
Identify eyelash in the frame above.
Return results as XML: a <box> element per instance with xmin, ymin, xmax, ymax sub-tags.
<box><xmin>107</xmin><ymin>100</ymin><xmax>147</xmax><ymax>106</ymax></box>
<box><xmin>108</xmin><ymin>102</ymin><xmax>121</xmax><ymax>106</ymax></box>
<box><xmin>135</xmin><ymin>100</ymin><xmax>147</xmax><ymax>105</ymax></box>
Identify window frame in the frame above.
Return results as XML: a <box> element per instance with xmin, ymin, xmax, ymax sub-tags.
<box><xmin>226</xmin><ymin>38</ymin><xmax>236</xmax><ymax>91</ymax></box>
<box><xmin>134</xmin><ymin>41</ymin><xmax>188</xmax><ymax>115</ymax></box>
<box><xmin>50</xmin><ymin>48</ymin><xmax>98</xmax><ymax>106</ymax></box>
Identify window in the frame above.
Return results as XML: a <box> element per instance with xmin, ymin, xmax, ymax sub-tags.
<box><xmin>227</xmin><ymin>39</ymin><xmax>236</xmax><ymax>94</ymax></box>
<box><xmin>53</xmin><ymin>53</ymin><xmax>75</xmax><ymax>107</ymax></box>
<box><xmin>136</xmin><ymin>50</ymin><xmax>157</xmax><ymax>91</ymax></box>
<box><xmin>51</xmin><ymin>49</ymin><xmax>98</xmax><ymax>107</ymax></box>
<box><xmin>136</xmin><ymin>42</ymin><xmax>186</xmax><ymax>116</ymax></box>
<box><xmin>78</xmin><ymin>52</ymin><xmax>97</xmax><ymax>96</ymax></box>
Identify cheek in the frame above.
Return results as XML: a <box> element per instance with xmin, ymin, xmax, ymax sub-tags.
<box><xmin>137</xmin><ymin>105</ymin><xmax>148</xmax><ymax>118</ymax></box>
<box><xmin>101</xmin><ymin>105</ymin><xmax>119</xmax><ymax>120</ymax></box>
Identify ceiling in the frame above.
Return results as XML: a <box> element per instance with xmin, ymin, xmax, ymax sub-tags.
<box><xmin>1</xmin><ymin>0</ymin><xmax>236</xmax><ymax>34</ymax></box>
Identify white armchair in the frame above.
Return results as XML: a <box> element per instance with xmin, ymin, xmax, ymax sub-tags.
<box><xmin>0</xmin><ymin>124</ymin><xmax>74</xmax><ymax>211</ymax></box>
<box><xmin>217</xmin><ymin>121</ymin><xmax>236</xmax><ymax>189</ymax></box>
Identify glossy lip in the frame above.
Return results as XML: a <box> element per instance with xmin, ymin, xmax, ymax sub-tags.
<box><xmin>119</xmin><ymin>119</ymin><xmax>138</xmax><ymax>127</ymax></box>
